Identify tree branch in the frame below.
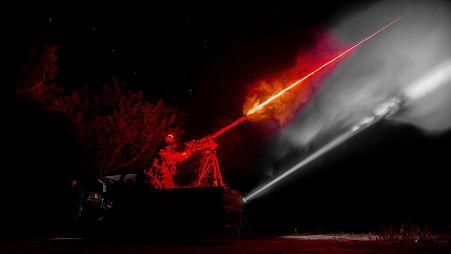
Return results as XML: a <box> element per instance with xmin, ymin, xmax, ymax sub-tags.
<box><xmin>16</xmin><ymin>65</ymin><xmax>48</xmax><ymax>94</ymax></box>
<box><xmin>105</xmin><ymin>143</ymin><xmax>125</xmax><ymax>172</ymax></box>
<box><xmin>114</xmin><ymin>144</ymin><xmax>149</xmax><ymax>170</ymax></box>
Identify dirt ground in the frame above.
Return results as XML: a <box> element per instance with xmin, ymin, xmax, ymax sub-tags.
<box><xmin>1</xmin><ymin>235</ymin><xmax>451</xmax><ymax>254</ymax></box>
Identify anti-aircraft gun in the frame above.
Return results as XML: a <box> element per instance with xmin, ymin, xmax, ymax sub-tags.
<box><xmin>155</xmin><ymin>116</ymin><xmax>248</xmax><ymax>188</ymax></box>
<box><xmin>93</xmin><ymin>116</ymin><xmax>246</xmax><ymax>238</ymax></box>
<box><xmin>78</xmin><ymin>116</ymin><xmax>248</xmax><ymax>238</ymax></box>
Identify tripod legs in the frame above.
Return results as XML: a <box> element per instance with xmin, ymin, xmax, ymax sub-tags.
<box><xmin>195</xmin><ymin>150</ymin><xmax>224</xmax><ymax>187</ymax></box>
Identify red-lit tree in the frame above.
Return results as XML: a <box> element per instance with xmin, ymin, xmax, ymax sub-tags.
<box><xmin>16</xmin><ymin>43</ymin><xmax>59</xmax><ymax>100</ymax></box>
<box><xmin>55</xmin><ymin>80</ymin><xmax>185</xmax><ymax>176</ymax></box>
<box><xmin>17</xmin><ymin>43</ymin><xmax>185</xmax><ymax>178</ymax></box>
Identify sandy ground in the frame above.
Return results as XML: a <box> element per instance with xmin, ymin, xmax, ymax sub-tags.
<box><xmin>283</xmin><ymin>233</ymin><xmax>376</xmax><ymax>241</ymax></box>
<box><xmin>283</xmin><ymin>233</ymin><xmax>451</xmax><ymax>242</ymax></box>
<box><xmin>1</xmin><ymin>235</ymin><xmax>451</xmax><ymax>254</ymax></box>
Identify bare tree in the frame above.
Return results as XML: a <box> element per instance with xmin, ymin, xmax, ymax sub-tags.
<box><xmin>50</xmin><ymin>79</ymin><xmax>185</xmax><ymax>176</ymax></box>
<box><xmin>16</xmin><ymin>44</ymin><xmax>59</xmax><ymax>99</ymax></box>
<box><xmin>17</xmin><ymin>43</ymin><xmax>185</xmax><ymax>178</ymax></box>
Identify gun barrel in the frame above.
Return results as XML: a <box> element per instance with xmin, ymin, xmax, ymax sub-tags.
<box><xmin>210</xmin><ymin>115</ymin><xmax>248</xmax><ymax>139</ymax></box>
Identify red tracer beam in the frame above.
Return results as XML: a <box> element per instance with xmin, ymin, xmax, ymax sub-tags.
<box><xmin>246</xmin><ymin>10</ymin><xmax>413</xmax><ymax>115</ymax></box>
<box><xmin>210</xmin><ymin>10</ymin><xmax>413</xmax><ymax>140</ymax></box>
<box><xmin>211</xmin><ymin>116</ymin><xmax>248</xmax><ymax>139</ymax></box>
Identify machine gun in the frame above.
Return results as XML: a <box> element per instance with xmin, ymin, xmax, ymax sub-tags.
<box><xmin>183</xmin><ymin>116</ymin><xmax>248</xmax><ymax>187</ymax></box>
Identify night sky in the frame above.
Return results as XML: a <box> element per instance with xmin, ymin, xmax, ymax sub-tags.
<box><xmin>2</xmin><ymin>0</ymin><xmax>451</xmax><ymax>234</ymax></box>
<box><xmin>5</xmin><ymin>1</ymin><xmax>367</xmax><ymax>133</ymax></box>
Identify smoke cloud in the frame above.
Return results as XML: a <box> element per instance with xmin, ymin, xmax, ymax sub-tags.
<box><xmin>277</xmin><ymin>0</ymin><xmax>451</xmax><ymax>153</ymax></box>
<box><xmin>243</xmin><ymin>34</ymin><xmax>345</xmax><ymax>126</ymax></box>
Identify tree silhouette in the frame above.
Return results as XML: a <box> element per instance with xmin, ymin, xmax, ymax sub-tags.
<box><xmin>54</xmin><ymin>80</ymin><xmax>185</xmax><ymax>176</ymax></box>
<box><xmin>16</xmin><ymin>44</ymin><xmax>59</xmax><ymax>99</ymax></box>
<box><xmin>17</xmin><ymin>43</ymin><xmax>185</xmax><ymax>178</ymax></box>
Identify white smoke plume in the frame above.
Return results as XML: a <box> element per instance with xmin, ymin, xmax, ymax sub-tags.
<box><xmin>277</xmin><ymin>0</ymin><xmax>451</xmax><ymax>152</ymax></box>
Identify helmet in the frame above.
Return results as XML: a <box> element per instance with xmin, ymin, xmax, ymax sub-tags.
<box><xmin>165</xmin><ymin>134</ymin><xmax>175</xmax><ymax>144</ymax></box>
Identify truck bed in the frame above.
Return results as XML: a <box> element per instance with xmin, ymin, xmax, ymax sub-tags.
<box><xmin>95</xmin><ymin>186</ymin><xmax>244</xmax><ymax>240</ymax></box>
